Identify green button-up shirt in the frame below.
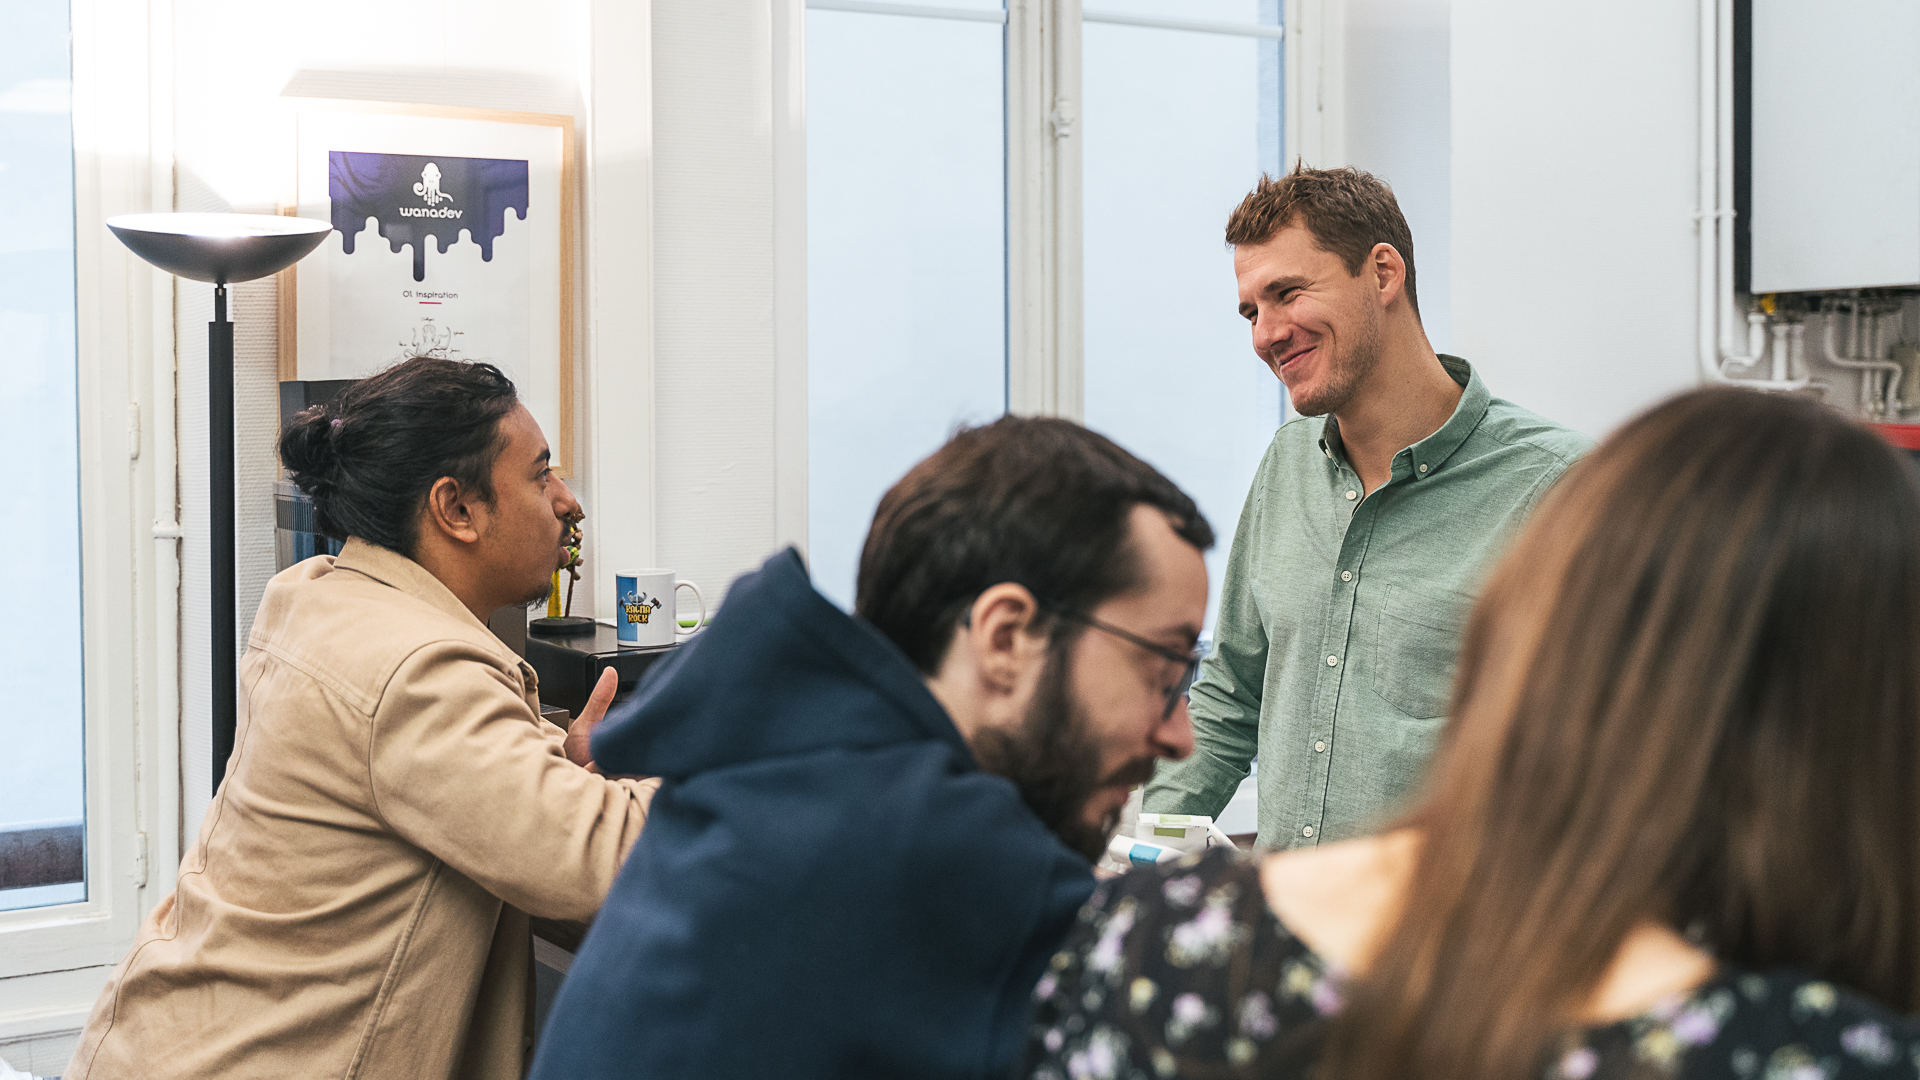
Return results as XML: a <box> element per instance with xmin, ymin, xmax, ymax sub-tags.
<box><xmin>1144</xmin><ymin>357</ymin><xmax>1590</xmax><ymax>849</ymax></box>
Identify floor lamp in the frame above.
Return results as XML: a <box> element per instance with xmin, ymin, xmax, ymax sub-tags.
<box><xmin>106</xmin><ymin>213</ymin><xmax>333</xmax><ymax>795</ymax></box>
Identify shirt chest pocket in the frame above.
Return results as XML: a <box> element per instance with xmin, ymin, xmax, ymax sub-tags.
<box><xmin>1369</xmin><ymin>583</ymin><xmax>1472</xmax><ymax>720</ymax></box>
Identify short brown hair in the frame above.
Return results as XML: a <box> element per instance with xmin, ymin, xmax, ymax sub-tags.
<box><xmin>1225</xmin><ymin>163</ymin><xmax>1420</xmax><ymax>318</ymax></box>
<box><xmin>855</xmin><ymin>417</ymin><xmax>1213</xmax><ymax>674</ymax></box>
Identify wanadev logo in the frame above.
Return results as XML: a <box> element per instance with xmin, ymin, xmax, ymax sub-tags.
<box><xmin>401</xmin><ymin>162</ymin><xmax>463</xmax><ymax>219</ymax></box>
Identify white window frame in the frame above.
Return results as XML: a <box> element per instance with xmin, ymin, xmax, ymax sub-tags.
<box><xmin>0</xmin><ymin>0</ymin><xmax>180</xmax><ymax>1047</ymax></box>
<box><xmin>788</xmin><ymin>0</ymin><xmax>1342</xmax><ymax>430</ymax></box>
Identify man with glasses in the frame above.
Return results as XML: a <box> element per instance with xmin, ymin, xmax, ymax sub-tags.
<box><xmin>529</xmin><ymin>416</ymin><xmax>1212</xmax><ymax>1080</ymax></box>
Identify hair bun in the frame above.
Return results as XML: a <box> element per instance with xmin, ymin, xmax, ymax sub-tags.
<box><xmin>278</xmin><ymin>405</ymin><xmax>339</xmax><ymax>496</ymax></box>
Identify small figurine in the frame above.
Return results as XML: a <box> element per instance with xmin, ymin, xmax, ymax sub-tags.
<box><xmin>530</xmin><ymin>510</ymin><xmax>594</xmax><ymax>635</ymax></box>
<box><xmin>561</xmin><ymin>512</ymin><xmax>584</xmax><ymax>616</ymax></box>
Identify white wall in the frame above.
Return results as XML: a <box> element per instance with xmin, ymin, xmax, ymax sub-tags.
<box><xmin>1345</xmin><ymin>0</ymin><xmax>1452</xmax><ymax>353</ymax></box>
<box><xmin>1450</xmin><ymin>0</ymin><xmax>1702</xmax><ymax>436</ymax></box>
<box><xmin>649</xmin><ymin>0</ymin><xmax>785</xmax><ymax>601</ymax></box>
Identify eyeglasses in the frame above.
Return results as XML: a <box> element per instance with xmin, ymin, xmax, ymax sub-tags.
<box><xmin>1051</xmin><ymin>609</ymin><xmax>1204</xmax><ymax>720</ymax></box>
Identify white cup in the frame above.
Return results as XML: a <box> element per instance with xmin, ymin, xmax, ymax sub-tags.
<box><xmin>615</xmin><ymin>569</ymin><xmax>707</xmax><ymax>648</ymax></box>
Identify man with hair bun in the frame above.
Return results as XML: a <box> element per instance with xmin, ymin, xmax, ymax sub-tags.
<box><xmin>1143</xmin><ymin>164</ymin><xmax>1590</xmax><ymax>849</ymax></box>
<box><xmin>68</xmin><ymin>357</ymin><xmax>657</xmax><ymax>1080</ymax></box>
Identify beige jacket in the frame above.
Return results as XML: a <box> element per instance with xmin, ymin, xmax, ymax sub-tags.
<box><xmin>69</xmin><ymin>540</ymin><xmax>658</xmax><ymax>1080</ymax></box>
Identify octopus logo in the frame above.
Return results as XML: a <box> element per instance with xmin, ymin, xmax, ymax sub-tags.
<box><xmin>412</xmin><ymin>162</ymin><xmax>450</xmax><ymax>207</ymax></box>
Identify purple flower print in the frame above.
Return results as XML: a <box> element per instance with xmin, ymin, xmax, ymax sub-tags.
<box><xmin>1841</xmin><ymin>1022</ymin><xmax>1897</xmax><ymax>1066</ymax></box>
<box><xmin>1557</xmin><ymin>1047</ymin><xmax>1599</xmax><ymax>1080</ymax></box>
<box><xmin>1167</xmin><ymin>902</ymin><xmax>1237</xmax><ymax>967</ymax></box>
<box><xmin>1671</xmin><ymin>1004</ymin><xmax>1723</xmax><ymax>1047</ymax></box>
<box><xmin>1163</xmin><ymin>875</ymin><xmax>1203</xmax><ymax>908</ymax></box>
<box><xmin>1088</xmin><ymin>903</ymin><xmax>1137</xmax><ymax>975</ymax></box>
<box><xmin>1310</xmin><ymin>976</ymin><xmax>1345</xmax><ymax>1017</ymax></box>
<box><xmin>1238</xmin><ymin>991</ymin><xmax>1278</xmax><ymax>1040</ymax></box>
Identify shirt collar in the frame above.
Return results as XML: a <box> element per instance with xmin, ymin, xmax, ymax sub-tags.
<box><xmin>331</xmin><ymin>537</ymin><xmax>492</xmax><ymax>634</ymax></box>
<box><xmin>1317</xmin><ymin>355</ymin><xmax>1490</xmax><ymax>481</ymax></box>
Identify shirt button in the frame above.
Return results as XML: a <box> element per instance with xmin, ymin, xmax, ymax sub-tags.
<box><xmin>1419</xmin><ymin>463</ymin><xmax>1429</xmax><ymax>474</ymax></box>
<box><xmin>1302</xmin><ymin>825</ymin><xmax>1315</xmax><ymax>838</ymax></box>
<box><xmin>1326</xmin><ymin>655</ymin><xmax>1339</xmax><ymax>667</ymax></box>
<box><xmin>1314</xmin><ymin>740</ymin><xmax>1326</xmax><ymax>752</ymax></box>
<box><xmin>1344</xmin><ymin>489</ymin><xmax>1357</xmax><ymax>500</ymax></box>
<box><xmin>1340</xmin><ymin>570</ymin><xmax>1352</xmax><ymax>582</ymax></box>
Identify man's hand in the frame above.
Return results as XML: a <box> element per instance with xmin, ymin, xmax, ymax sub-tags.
<box><xmin>562</xmin><ymin>667</ymin><xmax>621</xmax><ymax>772</ymax></box>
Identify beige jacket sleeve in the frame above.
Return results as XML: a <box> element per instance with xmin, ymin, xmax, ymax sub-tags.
<box><xmin>367</xmin><ymin>638</ymin><xmax>658</xmax><ymax>922</ymax></box>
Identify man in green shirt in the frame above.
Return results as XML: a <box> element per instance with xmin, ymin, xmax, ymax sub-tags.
<box><xmin>1143</xmin><ymin>165</ymin><xmax>1590</xmax><ymax>848</ymax></box>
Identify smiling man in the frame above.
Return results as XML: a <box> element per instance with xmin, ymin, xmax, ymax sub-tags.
<box><xmin>1143</xmin><ymin>165</ymin><xmax>1590</xmax><ymax>849</ymax></box>
<box><xmin>529</xmin><ymin>416</ymin><xmax>1211</xmax><ymax>1080</ymax></box>
<box><xmin>69</xmin><ymin>357</ymin><xmax>657</xmax><ymax>1080</ymax></box>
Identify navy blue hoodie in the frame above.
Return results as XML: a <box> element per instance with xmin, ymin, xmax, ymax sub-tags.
<box><xmin>528</xmin><ymin>549</ymin><xmax>1096</xmax><ymax>1079</ymax></box>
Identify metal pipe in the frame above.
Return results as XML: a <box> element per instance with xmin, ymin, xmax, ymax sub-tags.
<box><xmin>1819</xmin><ymin>307</ymin><xmax>1902</xmax><ymax>415</ymax></box>
<box><xmin>1697</xmin><ymin>0</ymin><xmax>1806</xmax><ymax>390</ymax></box>
<box><xmin>1874</xmin><ymin>310</ymin><xmax>1899</xmax><ymax>411</ymax></box>
<box><xmin>152</xmin><ymin>270</ymin><xmax>182</xmax><ymax>898</ymax></box>
<box><xmin>1697</xmin><ymin>0</ymin><xmax>1723</xmax><ymax>383</ymax></box>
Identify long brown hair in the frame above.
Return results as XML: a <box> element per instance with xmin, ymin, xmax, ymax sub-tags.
<box><xmin>1318</xmin><ymin>387</ymin><xmax>1920</xmax><ymax>1080</ymax></box>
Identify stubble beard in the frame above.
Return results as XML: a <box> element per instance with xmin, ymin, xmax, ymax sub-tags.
<box><xmin>1287</xmin><ymin>305</ymin><xmax>1385</xmax><ymax>418</ymax></box>
<box><xmin>967</xmin><ymin>640</ymin><xmax>1161</xmax><ymax>863</ymax></box>
<box><xmin>516</xmin><ymin>550</ymin><xmax>564</xmax><ymax>609</ymax></box>
<box><xmin>514</xmin><ymin>526</ymin><xmax>572</xmax><ymax>610</ymax></box>
<box><xmin>519</xmin><ymin>580</ymin><xmax>557</xmax><ymax>610</ymax></box>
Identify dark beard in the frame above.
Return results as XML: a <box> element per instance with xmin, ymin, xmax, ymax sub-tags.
<box><xmin>968</xmin><ymin>644</ymin><xmax>1160</xmax><ymax>862</ymax></box>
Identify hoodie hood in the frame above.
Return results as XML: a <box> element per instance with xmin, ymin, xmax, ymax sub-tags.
<box><xmin>591</xmin><ymin>547</ymin><xmax>971</xmax><ymax>780</ymax></box>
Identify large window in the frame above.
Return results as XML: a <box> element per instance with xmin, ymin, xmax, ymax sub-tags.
<box><xmin>805</xmin><ymin>1</ymin><xmax>1009</xmax><ymax>612</ymax></box>
<box><xmin>0</xmin><ymin>0</ymin><xmax>86</xmax><ymax>914</ymax></box>
<box><xmin>806</xmin><ymin>0</ymin><xmax>1286</xmax><ymax>634</ymax></box>
<box><xmin>1081</xmin><ymin>1</ymin><xmax>1285</xmax><ymax>634</ymax></box>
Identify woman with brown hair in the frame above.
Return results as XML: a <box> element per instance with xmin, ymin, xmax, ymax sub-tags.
<box><xmin>1018</xmin><ymin>386</ymin><xmax>1920</xmax><ymax>1080</ymax></box>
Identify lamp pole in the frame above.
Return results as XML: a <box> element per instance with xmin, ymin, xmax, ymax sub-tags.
<box><xmin>106</xmin><ymin>213</ymin><xmax>332</xmax><ymax>795</ymax></box>
<box><xmin>209</xmin><ymin>282</ymin><xmax>236</xmax><ymax>789</ymax></box>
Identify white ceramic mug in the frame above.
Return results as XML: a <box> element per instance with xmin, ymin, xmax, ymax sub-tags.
<box><xmin>615</xmin><ymin>569</ymin><xmax>707</xmax><ymax>648</ymax></box>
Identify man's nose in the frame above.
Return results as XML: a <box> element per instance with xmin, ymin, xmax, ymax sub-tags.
<box><xmin>555</xmin><ymin>477</ymin><xmax>582</xmax><ymax>517</ymax></box>
<box><xmin>1253</xmin><ymin>308</ymin><xmax>1291</xmax><ymax>354</ymax></box>
<box><xmin>1155</xmin><ymin>698</ymin><xmax>1196</xmax><ymax>762</ymax></box>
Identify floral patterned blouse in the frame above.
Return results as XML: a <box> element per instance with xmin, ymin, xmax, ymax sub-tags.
<box><xmin>1018</xmin><ymin>847</ymin><xmax>1920</xmax><ymax>1080</ymax></box>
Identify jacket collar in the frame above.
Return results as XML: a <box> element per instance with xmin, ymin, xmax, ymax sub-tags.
<box><xmin>331</xmin><ymin>537</ymin><xmax>492</xmax><ymax>635</ymax></box>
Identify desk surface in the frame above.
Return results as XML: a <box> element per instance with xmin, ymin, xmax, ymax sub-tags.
<box><xmin>527</xmin><ymin>624</ymin><xmax>676</xmax><ymax>659</ymax></box>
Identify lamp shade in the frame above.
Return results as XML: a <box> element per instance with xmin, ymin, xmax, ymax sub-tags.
<box><xmin>106</xmin><ymin>212</ymin><xmax>332</xmax><ymax>285</ymax></box>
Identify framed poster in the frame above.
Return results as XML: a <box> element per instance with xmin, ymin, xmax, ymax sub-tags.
<box><xmin>290</xmin><ymin>99</ymin><xmax>576</xmax><ymax>473</ymax></box>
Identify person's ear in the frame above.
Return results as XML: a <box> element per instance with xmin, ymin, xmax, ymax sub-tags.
<box><xmin>422</xmin><ymin>476</ymin><xmax>484</xmax><ymax>547</ymax></box>
<box><xmin>966</xmin><ymin>582</ymin><xmax>1050</xmax><ymax>696</ymax></box>
<box><xmin>1370</xmin><ymin>241</ymin><xmax>1407</xmax><ymax>309</ymax></box>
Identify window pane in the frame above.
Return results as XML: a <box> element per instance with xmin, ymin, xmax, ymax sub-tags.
<box><xmin>1081</xmin><ymin>4</ymin><xmax>1283</xmax><ymax>636</ymax></box>
<box><xmin>0</xmin><ymin>0</ymin><xmax>86</xmax><ymax>912</ymax></box>
<box><xmin>807</xmin><ymin>8</ymin><xmax>1008</xmax><ymax>610</ymax></box>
